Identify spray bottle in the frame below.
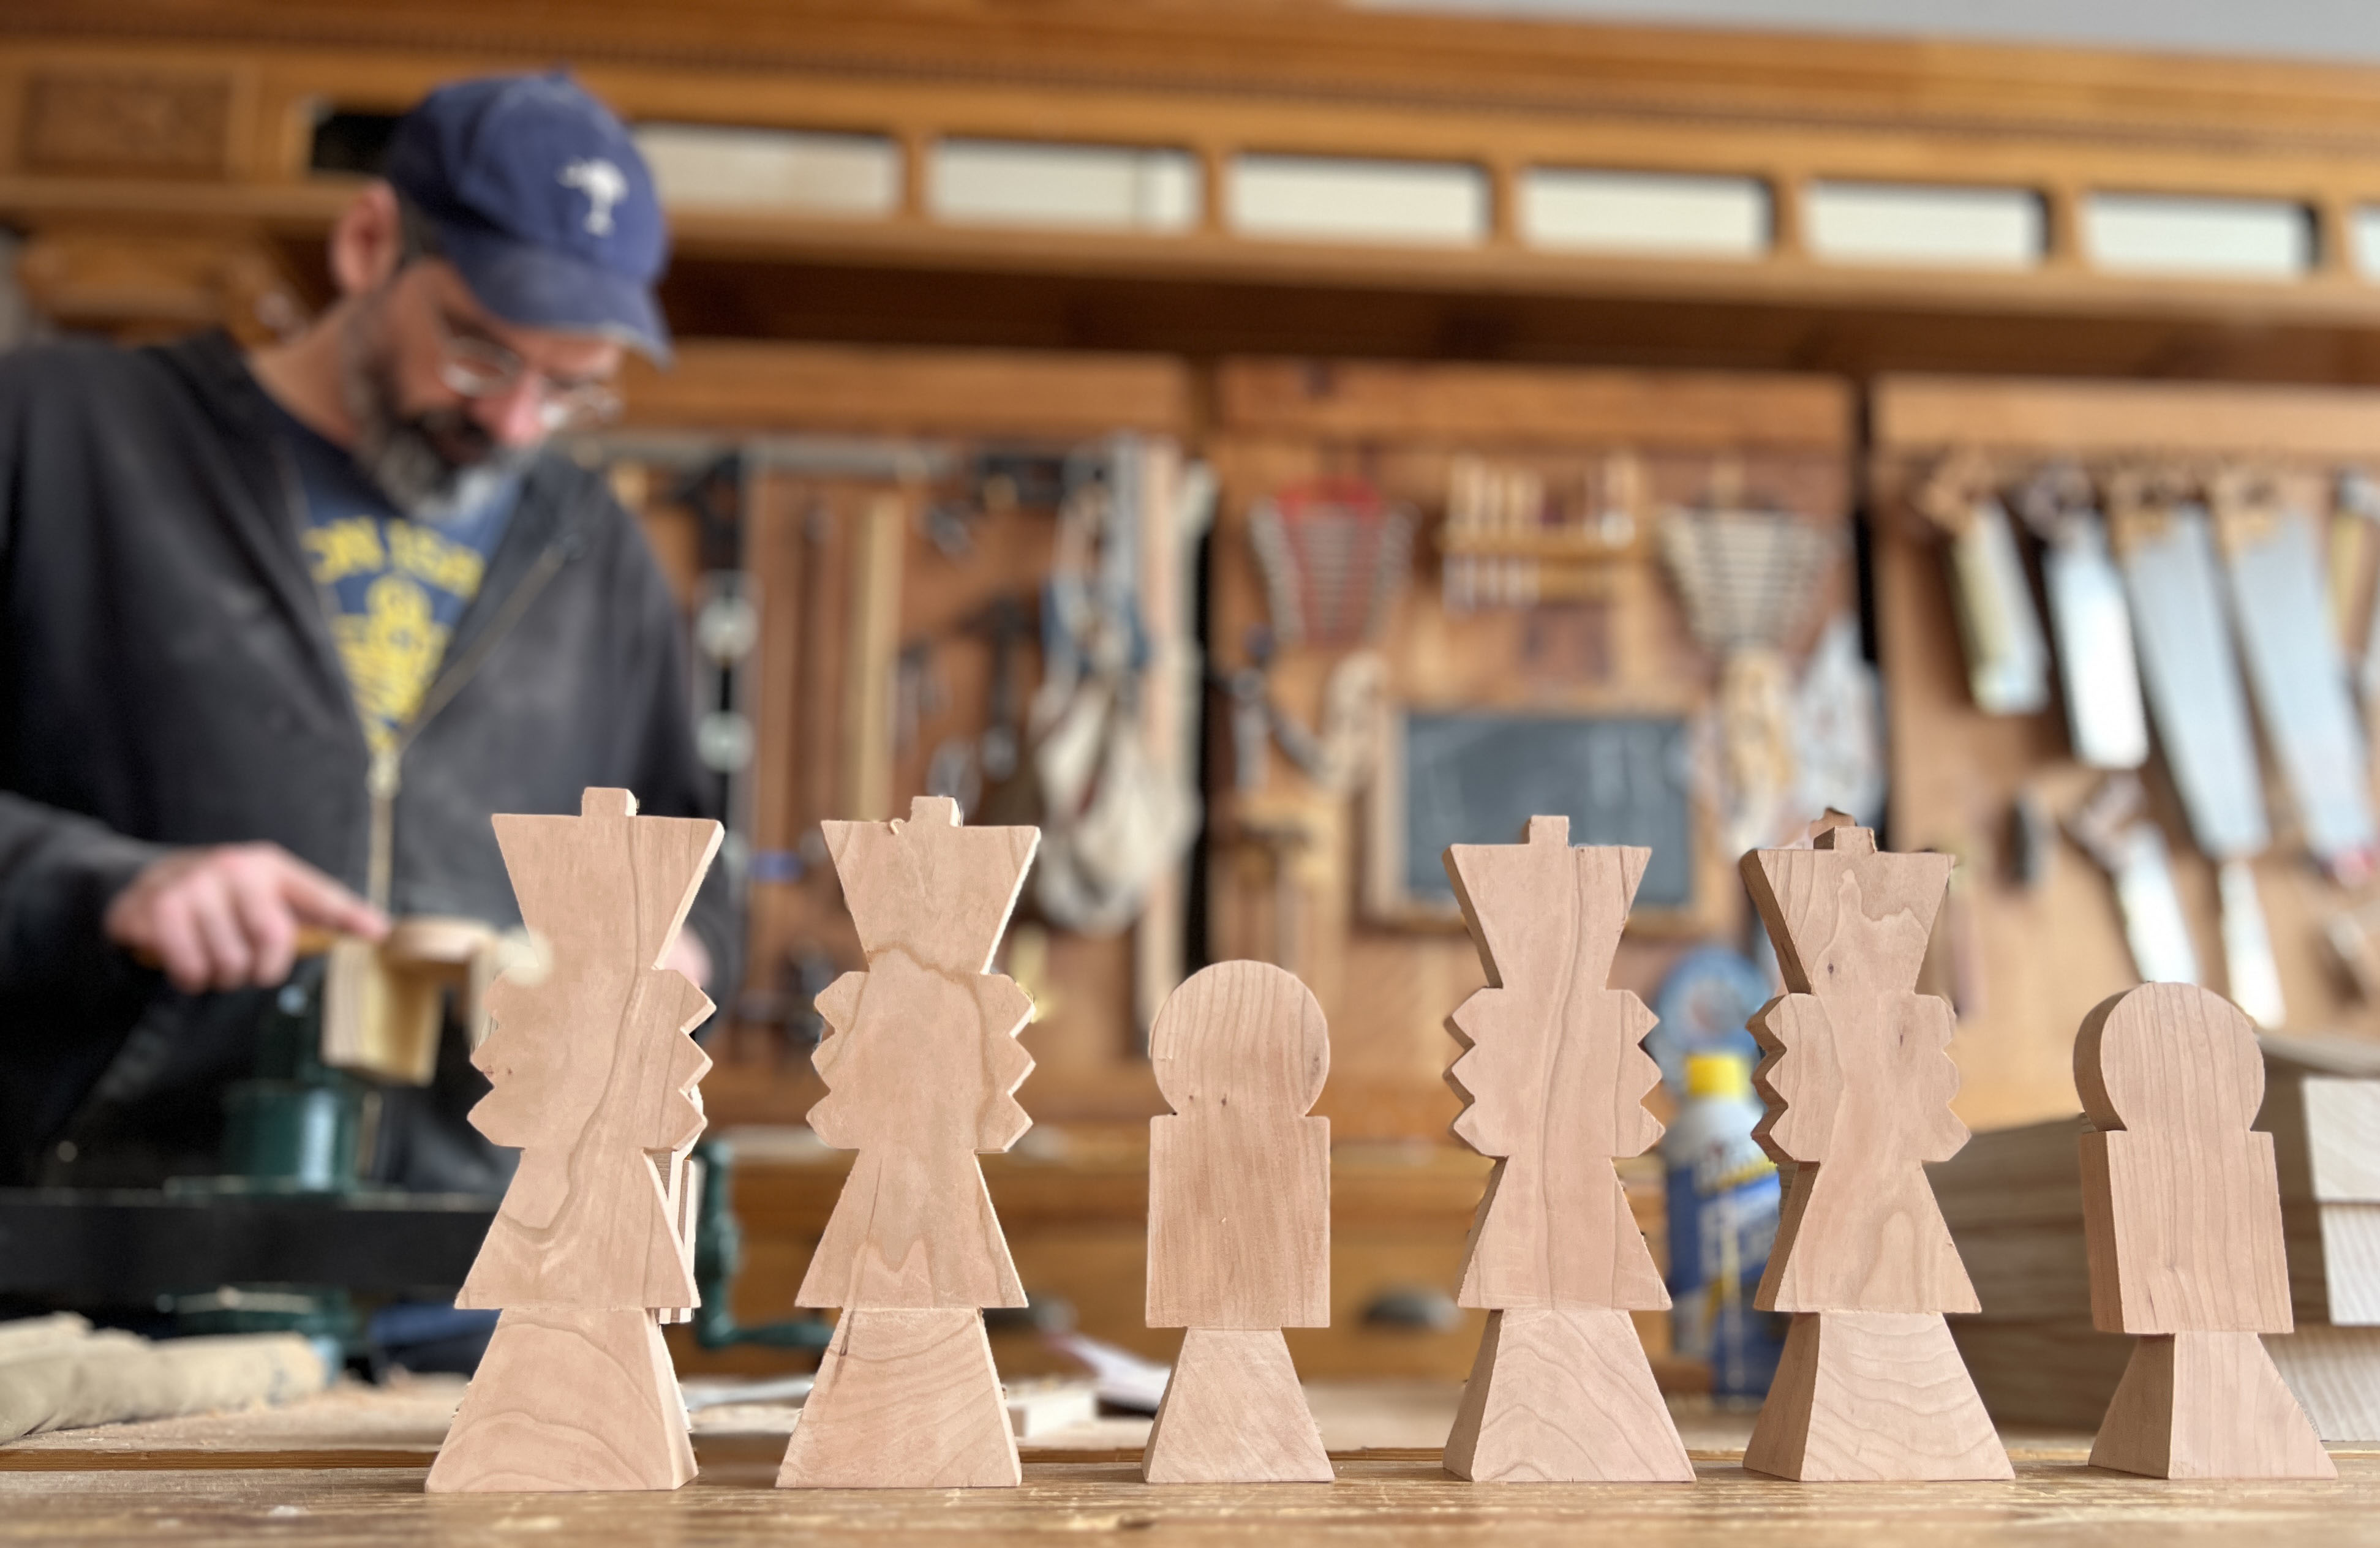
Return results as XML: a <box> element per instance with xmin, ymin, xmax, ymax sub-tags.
<box><xmin>1662</xmin><ymin>1050</ymin><xmax>1785</xmax><ymax>1400</ymax></box>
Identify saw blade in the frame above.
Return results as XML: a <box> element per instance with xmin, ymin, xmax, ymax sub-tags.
<box><xmin>1947</xmin><ymin>497</ymin><xmax>2051</xmax><ymax>716</ymax></box>
<box><xmin>2042</xmin><ymin>514</ymin><xmax>2150</xmax><ymax>770</ymax></box>
<box><xmin>2121</xmin><ymin>503</ymin><xmax>2270</xmax><ymax>860</ymax></box>
<box><xmin>2218</xmin><ymin>858</ymin><xmax>2286</xmax><ymax>1029</ymax></box>
<box><xmin>2112</xmin><ymin>821</ymin><xmax>2201</xmax><ymax>986</ymax></box>
<box><xmin>2227</xmin><ymin>508</ymin><xmax>2378</xmax><ymax>871</ymax></box>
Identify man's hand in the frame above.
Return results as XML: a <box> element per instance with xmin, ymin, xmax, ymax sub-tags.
<box><xmin>105</xmin><ymin>843</ymin><xmax>389</xmax><ymax>993</ymax></box>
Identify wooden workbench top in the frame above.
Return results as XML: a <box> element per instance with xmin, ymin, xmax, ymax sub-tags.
<box><xmin>5</xmin><ymin>1382</ymin><xmax>2377</xmax><ymax>1542</ymax></box>
<box><xmin>7</xmin><ymin>1454</ymin><xmax>2379</xmax><ymax>1545</ymax></box>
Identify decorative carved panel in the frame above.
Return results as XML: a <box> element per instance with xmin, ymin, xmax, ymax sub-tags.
<box><xmin>21</xmin><ymin>70</ymin><xmax>232</xmax><ymax>178</ymax></box>
<box><xmin>17</xmin><ymin>225</ymin><xmax>306</xmax><ymax>344</ymax></box>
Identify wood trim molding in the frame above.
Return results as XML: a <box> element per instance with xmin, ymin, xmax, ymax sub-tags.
<box><xmin>617</xmin><ymin>340</ymin><xmax>1192</xmax><ymax>438</ymax></box>
<box><xmin>12</xmin><ymin>2</ymin><xmax>2380</xmax><ymax>158</ymax></box>
<box><xmin>1872</xmin><ymin>372</ymin><xmax>2380</xmax><ymax>461</ymax></box>
<box><xmin>15</xmin><ymin>16</ymin><xmax>2380</xmax><ymax>343</ymax></box>
<box><xmin>1218</xmin><ymin>357</ymin><xmax>1849</xmax><ymax>450</ymax></box>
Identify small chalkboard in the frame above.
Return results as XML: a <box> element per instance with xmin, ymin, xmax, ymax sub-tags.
<box><xmin>1368</xmin><ymin>709</ymin><xmax>1697</xmax><ymax>923</ymax></box>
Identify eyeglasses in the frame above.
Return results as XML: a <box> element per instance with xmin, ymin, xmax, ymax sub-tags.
<box><xmin>427</xmin><ymin>306</ymin><xmax>622</xmax><ymax>432</ymax></box>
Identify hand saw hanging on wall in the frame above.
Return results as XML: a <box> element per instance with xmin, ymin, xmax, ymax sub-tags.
<box><xmin>2211</xmin><ymin>467</ymin><xmax>2379</xmax><ymax>889</ymax></box>
<box><xmin>2107</xmin><ymin>468</ymin><xmax>2285</xmax><ymax>1029</ymax></box>
<box><xmin>1916</xmin><ymin>451</ymin><xmax>2051</xmax><ymax>718</ymax></box>
<box><xmin>2015</xmin><ymin>463</ymin><xmax>2150</xmax><ymax>771</ymax></box>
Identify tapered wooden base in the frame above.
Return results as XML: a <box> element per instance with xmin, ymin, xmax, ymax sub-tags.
<box><xmin>2091</xmin><ymin>1332</ymin><xmax>2335</xmax><ymax>1479</ymax></box>
<box><xmin>1744</xmin><ymin>1312</ymin><xmax>2011</xmax><ymax>1481</ymax></box>
<box><xmin>1143</xmin><ymin>1328</ymin><xmax>1333</xmax><ymax>1482</ymax></box>
<box><xmin>1444</xmin><ymin>1309</ymin><xmax>1693</xmax><ymax>1481</ymax></box>
<box><xmin>777</xmin><ymin>1309</ymin><xmax>1020</xmax><ymax>1489</ymax></box>
<box><xmin>426</xmin><ymin>1307</ymin><xmax>694</xmax><ymax>1494</ymax></box>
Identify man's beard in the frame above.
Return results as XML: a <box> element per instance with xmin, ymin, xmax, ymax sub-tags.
<box><xmin>337</xmin><ymin>292</ymin><xmax>532</xmax><ymax>521</ymax></box>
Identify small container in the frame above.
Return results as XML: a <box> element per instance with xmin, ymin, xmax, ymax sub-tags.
<box><xmin>1662</xmin><ymin>1051</ymin><xmax>1785</xmax><ymax>1400</ymax></box>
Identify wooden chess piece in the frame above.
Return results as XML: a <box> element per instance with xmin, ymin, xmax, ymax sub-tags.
<box><xmin>426</xmin><ymin>788</ymin><xmax>720</xmax><ymax>1494</ymax></box>
<box><xmin>1143</xmin><ymin>960</ymin><xmax>1334</xmax><ymax>1483</ymax></box>
<box><xmin>1739</xmin><ymin>820</ymin><xmax>2012</xmax><ymax>1481</ymax></box>
<box><xmin>2077</xmin><ymin>983</ymin><xmax>2335</xmax><ymax>1479</ymax></box>
<box><xmin>776</xmin><ymin>796</ymin><xmax>1039</xmax><ymax>1490</ymax></box>
<box><xmin>1439</xmin><ymin>817</ymin><xmax>1692</xmax><ymax>1482</ymax></box>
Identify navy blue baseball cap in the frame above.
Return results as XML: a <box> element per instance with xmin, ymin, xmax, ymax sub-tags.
<box><xmin>383</xmin><ymin>73</ymin><xmax>671</xmax><ymax>364</ymax></box>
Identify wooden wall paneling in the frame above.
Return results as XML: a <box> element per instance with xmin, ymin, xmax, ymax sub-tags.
<box><xmin>1205</xmin><ymin>359</ymin><xmax>1855</xmax><ymax>1141</ymax></box>
<box><xmin>18</xmin><ymin>64</ymin><xmax>235</xmax><ymax>179</ymax></box>
<box><xmin>646</xmin><ymin>478</ymin><xmax>1161</xmax><ymax>1133</ymax></box>
<box><xmin>1870</xmin><ymin>374</ymin><xmax>2380</xmax><ymax>1133</ymax></box>
<box><xmin>604</xmin><ymin>346</ymin><xmax>1196</xmax><ymax>1133</ymax></box>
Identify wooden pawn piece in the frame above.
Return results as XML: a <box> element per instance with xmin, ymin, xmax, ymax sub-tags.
<box><xmin>1143</xmin><ymin>961</ymin><xmax>1333</xmax><ymax>1484</ymax></box>
<box><xmin>2077</xmin><ymin>983</ymin><xmax>2335</xmax><ymax>1479</ymax></box>
<box><xmin>1439</xmin><ymin>817</ymin><xmax>1690</xmax><ymax>1482</ymax></box>
<box><xmin>1738</xmin><ymin>822</ymin><xmax>2011</xmax><ymax>1481</ymax></box>
<box><xmin>776</xmin><ymin>796</ymin><xmax>1040</xmax><ymax>1490</ymax></box>
<box><xmin>427</xmin><ymin>787</ymin><xmax>721</xmax><ymax>1495</ymax></box>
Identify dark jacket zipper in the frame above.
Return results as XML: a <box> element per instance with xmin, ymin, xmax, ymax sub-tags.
<box><xmin>269</xmin><ymin>438</ymin><xmax>573</xmax><ymax>912</ymax></box>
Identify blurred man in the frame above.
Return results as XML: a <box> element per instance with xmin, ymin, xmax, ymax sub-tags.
<box><xmin>0</xmin><ymin>74</ymin><xmax>736</xmax><ymax>1189</ymax></box>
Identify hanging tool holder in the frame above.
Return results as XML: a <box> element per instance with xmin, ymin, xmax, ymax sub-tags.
<box><xmin>1870</xmin><ymin>374</ymin><xmax>2380</xmax><ymax>1126</ymax></box>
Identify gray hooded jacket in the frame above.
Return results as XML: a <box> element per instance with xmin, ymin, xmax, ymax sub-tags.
<box><xmin>0</xmin><ymin>331</ymin><xmax>739</xmax><ymax>1188</ymax></box>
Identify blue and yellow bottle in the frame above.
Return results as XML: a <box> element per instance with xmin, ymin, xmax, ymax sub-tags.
<box><xmin>1661</xmin><ymin>1051</ymin><xmax>1785</xmax><ymax>1400</ymax></box>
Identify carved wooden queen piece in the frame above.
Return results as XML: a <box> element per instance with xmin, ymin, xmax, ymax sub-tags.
<box><xmin>426</xmin><ymin>787</ymin><xmax>720</xmax><ymax>1494</ymax></box>
<box><xmin>1740</xmin><ymin>820</ymin><xmax>2011</xmax><ymax>1481</ymax></box>
<box><xmin>776</xmin><ymin>796</ymin><xmax>1039</xmax><ymax>1490</ymax></box>
<box><xmin>1440</xmin><ymin>817</ymin><xmax>1692</xmax><ymax>1482</ymax></box>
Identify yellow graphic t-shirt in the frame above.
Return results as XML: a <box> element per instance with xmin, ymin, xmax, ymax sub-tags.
<box><xmin>271</xmin><ymin>403</ymin><xmax>514</xmax><ymax>754</ymax></box>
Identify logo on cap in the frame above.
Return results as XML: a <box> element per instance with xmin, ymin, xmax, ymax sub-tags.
<box><xmin>559</xmin><ymin>157</ymin><xmax>628</xmax><ymax>236</ymax></box>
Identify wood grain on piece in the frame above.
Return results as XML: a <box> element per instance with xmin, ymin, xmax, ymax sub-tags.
<box><xmin>2270</xmin><ymin>1328</ymin><xmax>2380</xmax><ymax>1442</ymax></box>
<box><xmin>796</xmin><ymin>796</ymin><xmax>1039</xmax><ymax>1312</ymax></box>
<box><xmin>1444</xmin><ymin>819</ymin><xmax>1666</xmax><ymax>1312</ymax></box>
<box><xmin>429</xmin><ymin>787</ymin><xmax>721</xmax><ymax>1497</ymax></box>
<box><xmin>774</xmin><ymin>1309</ymin><xmax>1020</xmax><ymax>1489</ymax></box>
<box><xmin>2092</xmin><ymin>1333</ymin><xmax>2336</xmax><ymax>1479</ymax></box>
<box><xmin>1438</xmin><ymin>817</ymin><xmax>1687</xmax><ymax>1482</ymax></box>
<box><xmin>1935</xmin><ymin>1092</ymin><xmax>2380</xmax><ymax>1442</ymax></box>
<box><xmin>2299</xmin><ymin>1080</ymin><xmax>2380</xmax><ymax>1203</ymax></box>
<box><xmin>425</xmin><ymin>1308</ymin><xmax>695</xmax><ymax>1494</ymax></box>
<box><xmin>1145</xmin><ymin>961</ymin><xmax>1331</xmax><ymax>1330</ymax></box>
<box><xmin>781</xmin><ymin>797</ymin><xmax>1039</xmax><ymax>1492</ymax></box>
<box><xmin>2272</xmin><ymin>1074</ymin><xmax>2380</xmax><ymax>1324</ymax></box>
<box><xmin>1143</xmin><ymin>961</ymin><xmax>1333</xmax><ymax>1484</ymax></box>
<box><xmin>1142</xmin><ymin>1329</ymin><xmax>1332</xmax><ymax>1484</ymax></box>
<box><xmin>1744</xmin><ymin>1312</ymin><xmax>2011</xmax><ymax>1481</ymax></box>
<box><xmin>458</xmin><ymin>789</ymin><xmax>720</xmax><ymax>1313</ymax></box>
<box><xmin>2076</xmin><ymin>983</ymin><xmax>2332</xmax><ymax>1478</ymax></box>
<box><xmin>1444</xmin><ymin>1309</ymin><xmax>1691</xmax><ymax>1482</ymax></box>
<box><xmin>2076</xmin><ymin>984</ymin><xmax>2292</xmax><ymax>1336</ymax></box>
<box><xmin>1741</xmin><ymin>824</ymin><xmax>2008</xmax><ymax>1481</ymax></box>
<box><xmin>1742</xmin><ymin>825</ymin><xmax>1975</xmax><ymax>1315</ymax></box>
